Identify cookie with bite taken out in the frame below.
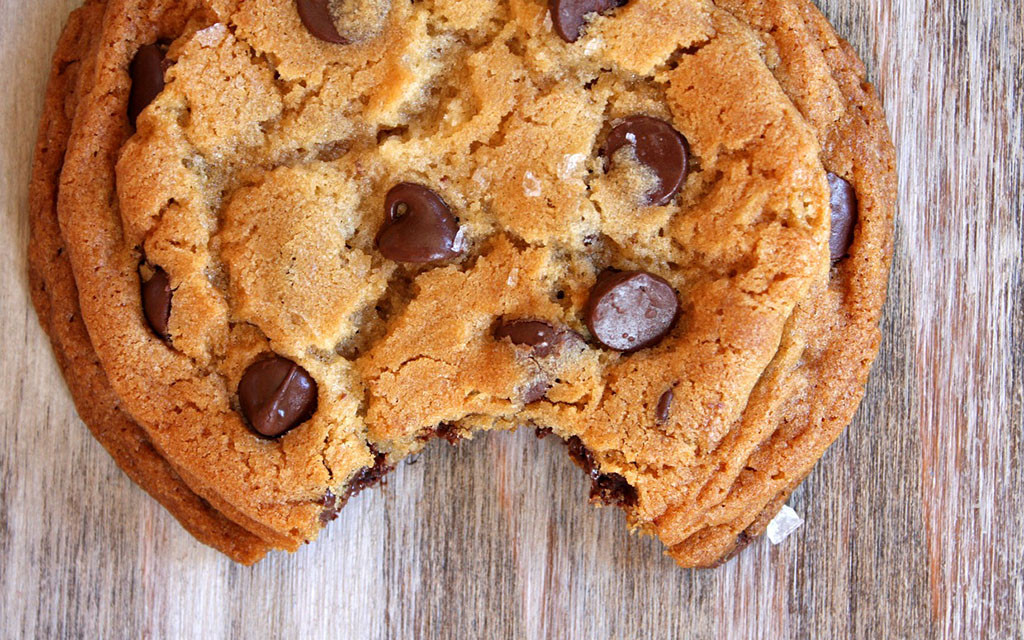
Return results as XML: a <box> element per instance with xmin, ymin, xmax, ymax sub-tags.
<box><xmin>29</xmin><ymin>0</ymin><xmax>894</xmax><ymax>565</ymax></box>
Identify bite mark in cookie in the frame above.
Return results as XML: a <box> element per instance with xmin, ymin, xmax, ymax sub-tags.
<box><xmin>567</xmin><ymin>435</ymin><xmax>638</xmax><ymax>507</ymax></box>
<box><xmin>320</xmin><ymin>450</ymin><xmax>391</xmax><ymax>523</ymax></box>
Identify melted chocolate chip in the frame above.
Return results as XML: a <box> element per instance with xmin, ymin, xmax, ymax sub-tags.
<box><xmin>713</xmin><ymin>530</ymin><xmax>757</xmax><ymax>567</ymax></box>
<box><xmin>826</xmin><ymin>172</ymin><xmax>858</xmax><ymax>262</ymax></box>
<box><xmin>567</xmin><ymin>435</ymin><xmax>597</xmax><ymax>474</ymax></box>
<box><xmin>605</xmin><ymin>116</ymin><xmax>689</xmax><ymax>205</ymax></box>
<box><xmin>376</xmin><ymin>183</ymin><xmax>462</xmax><ymax>263</ymax></box>
<box><xmin>296</xmin><ymin>0</ymin><xmax>348</xmax><ymax>43</ymax></box>
<box><xmin>141</xmin><ymin>266</ymin><xmax>172</xmax><ymax>341</ymax></box>
<box><xmin>584</xmin><ymin>270</ymin><xmax>678</xmax><ymax>352</ymax></box>
<box><xmin>656</xmin><ymin>388</ymin><xmax>673</xmax><ymax>423</ymax></box>
<box><xmin>566</xmin><ymin>436</ymin><xmax>637</xmax><ymax>507</ymax></box>
<box><xmin>347</xmin><ymin>452</ymin><xmax>391</xmax><ymax>493</ymax></box>
<box><xmin>550</xmin><ymin>0</ymin><xmax>627</xmax><ymax>43</ymax></box>
<box><xmin>591</xmin><ymin>473</ymin><xmax>637</xmax><ymax>507</ymax></box>
<box><xmin>522</xmin><ymin>379</ymin><xmax>551</xmax><ymax>404</ymax></box>
<box><xmin>494</xmin><ymin>319</ymin><xmax>560</xmax><ymax>357</ymax></box>
<box><xmin>320</xmin><ymin>451</ymin><xmax>391</xmax><ymax>523</ymax></box>
<box><xmin>319</xmin><ymin>491</ymin><xmax>339</xmax><ymax>524</ymax></box>
<box><xmin>435</xmin><ymin>423</ymin><xmax>462</xmax><ymax>444</ymax></box>
<box><xmin>128</xmin><ymin>43</ymin><xmax>168</xmax><ymax>126</ymax></box>
<box><xmin>238</xmin><ymin>356</ymin><xmax>318</xmax><ymax>438</ymax></box>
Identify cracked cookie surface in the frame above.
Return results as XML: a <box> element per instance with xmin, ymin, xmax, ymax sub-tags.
<box><xmin>32</xmin><ymin>0</ymin><xmax>894</xmax><ymax>565</ymax></box>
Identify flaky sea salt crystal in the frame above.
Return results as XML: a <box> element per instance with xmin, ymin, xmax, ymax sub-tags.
<box><xmin>506</xmin><ymin>268</ymin><xmax>519</xmax><ymax>287</ymax></box>
<box><xmin>451</xmin><ymin>228</ymin><xmax>467</xmax><ymax>254</ymax></box>
<box><xmin>766</xmin><ymin>505</ymin><xmax>804</xmax><ymax>544</ymax></box>
<box><xmin>522</xmin><ymin>171</ymin><xmax>542</xmax><ymax>197</ymax></box>
<box><xmin>584</xmin><ymin>37</ymin><xmax>603</xmax><ymax>55</ymax></box>
<box><xmin>558</xmin><ymin>153</ymin><xmax>587</xmax><ymax>180</ymax></box>
<box><xmin>196</xmin><ymin>23</ymin><xmax>228</xmax><ymax>47</ymax></box>
<box><xmin>472</xmin><ymin>167</ymin><xmax>490</xmax><ymax>189</ymax></box>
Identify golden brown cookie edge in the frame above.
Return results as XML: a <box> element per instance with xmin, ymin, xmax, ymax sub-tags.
<box><xmin>664</xmin><ymin>0</ymin><xmax>897</xmax><ymax>567</ymax></box>
<box><xmin>28</xmin><ymin>0</ymin><xmax>270</xmax><ymax>565</ymax></box>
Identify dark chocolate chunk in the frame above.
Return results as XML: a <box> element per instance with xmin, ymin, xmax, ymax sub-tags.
<box><xmin>238</xmin><ymin>356</ymin><xmax>318</xmax><ymax>438</ymax></box>
<box><xmin>826</xmin><ymin>172</ymin><xmax>858</xmax><ymax>262</ymax></box>
<box><xmin>605</xmin><ymin>115</ymin><xmax>689</xmax><ymax>205</ymax></box>
<box><xmin>584</xmin><ymin>270</ymin><xmax>678</xmax><ymax>351</ymax></box>
<box><xmin>128</xmin><ymin>43</ymin><xmax>168</xmax><ymax>126</ymax></box>
<box><xmin>376</xmin><ymin>183</ymin><xmax>462</xmax><ymax>263</ymax></box>
<box><xmin>656</xmin><ymin>388</ymin><xmax>673</xmax><ymax>423</ymax></box>
<box><xmin>550</xmin><ymin>0</ymin><xmax>627</xmax><ymax>43</ymax></box>
<box><xmin>296</xmin><ymin>0</ymin><xmax>348</xmax><ymax>43</ymax></box>
<box><xmin>494</xmin><ymin>319</ymin><xmax>560</xmax><ymax>357</ymax></box>
<box><xmin>141</xmin><ymin>266</ymin><xmax>172</xmax><ymax>341</ymax></box>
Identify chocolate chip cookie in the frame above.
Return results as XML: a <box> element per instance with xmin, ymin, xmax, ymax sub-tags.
<box><xmin>30</xmin><ymin>0</ymin><xmax>895</xmax><ymax>566</ymax></box>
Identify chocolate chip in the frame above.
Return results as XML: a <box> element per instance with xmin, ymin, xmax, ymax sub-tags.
<box><xmin>605</xmin><ymin>116</ymin><xmax>689</xmax><ymax>205</ymax></box>
<box><xmin>297</xmin><ymin>0</ymin><xmax>391</xmax><ymax>44</ymax></box>
<box><xmin>826</xmin><ymin>172</ymin><xmax>858</xmax><ymax>262</ymax></box>
<box><xmin>522</xmin><ymin>379</ymin><xmax>551</xmax><ymax>404</ymax></box>
<box><xmin>550</xmin><ymin>0</ymin><xmax>627</xmax><ymax>43</ymax></box>
<box><xmin>238</xmin><ymin>356</ymin><xmax>318</xmax><ymax>438</ymax></box>
<box><xmin>376</xmin><ymin>183</ymin><xmax>462</xmax><ymax>263</ymax></box>
<box><xmin>128</xmin><ymin>43</ymin><xmax>168</xmax><ymax>126</ymax></box>
<box><xmin>656</xmin><ymin>388</ymin><xmax>673</xmax><ymax>423</ymax></box>
<box><xmin>584</xmin><ymin>270</ymin><xmax>678</xmax><ymax>351</ymax></box>
<box><xmin>494</xmin><ymin>320</ymin><xmax>560</xmax><ymax>357</ymax></box>
<box><xmin>141</xmin><ymin>266</ymin><xmax>172</xmax><ymax>341</ymax></box>
<box><xmin>296</xmin><ymin>0</ymin><xmax>348</xmax><ymax>43</ymax></box>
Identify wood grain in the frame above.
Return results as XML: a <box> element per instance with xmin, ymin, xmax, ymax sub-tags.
<box><xmin>1</xmin><ymin>1</ymin><xmax>1020</xmax><ymax>638</ymax></box>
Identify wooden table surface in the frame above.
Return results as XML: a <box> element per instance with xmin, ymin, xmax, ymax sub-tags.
<box><xmin>1</xmin><ymin>1</ymin><xmax>1021</xmax><ymax>638</ymax></box>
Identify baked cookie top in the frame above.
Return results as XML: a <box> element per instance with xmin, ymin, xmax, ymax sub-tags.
<box><xmin>43</xmin><ymin>0</ymin><xmax>893</xmax><ymax>564</ymax></box>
